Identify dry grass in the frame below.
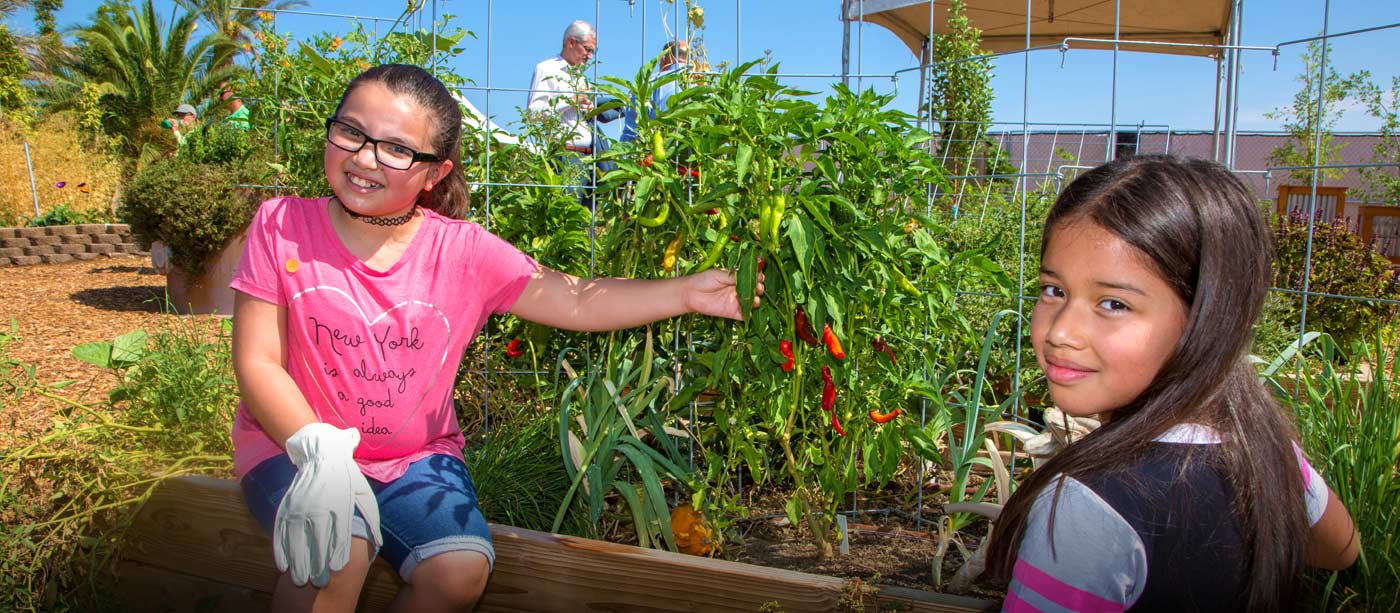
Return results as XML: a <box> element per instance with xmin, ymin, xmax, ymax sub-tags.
<box><xmin>0</xmin><ymin>116</ymin><xmax>123</xmax><ymax>225</ymax></box>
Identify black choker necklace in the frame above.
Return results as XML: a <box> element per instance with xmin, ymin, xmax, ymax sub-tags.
<box><xmin>340</xmin><ymin>201</ymin><xmax>417</xmax><ymax>226</ymax></box>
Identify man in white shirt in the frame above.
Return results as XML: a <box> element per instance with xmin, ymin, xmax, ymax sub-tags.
<box><xmin>527</xmin><ymin>20</ymin><xmax>599</xmax><ymax>154</ymax></box>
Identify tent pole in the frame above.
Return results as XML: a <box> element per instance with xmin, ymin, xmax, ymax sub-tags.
<box><xmin>1107</xmin><ymin>0</ymin><xmax>1121</xmax><ymax>161</ymax></box>
<box><xmin>1224</xmin><ymin>0</ymin><xmax>1245</xmax><ymax>168</ymax></box>
<box><xmin>1212</xmin><ymin>55</ymin><xmax>1223</xmax><ymax>161</ymax></box>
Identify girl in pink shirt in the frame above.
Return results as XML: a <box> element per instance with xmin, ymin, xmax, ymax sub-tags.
<box><xmin>231</xmin><ymin>64</ymin><xmax>758</xmax><ymax>611</ymax></box>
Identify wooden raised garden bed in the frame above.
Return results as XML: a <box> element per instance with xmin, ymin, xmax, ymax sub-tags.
<box><xmin>116</xmin><ymin>476</ymin><xmax>998</xmax><ymax>612</ymax></box>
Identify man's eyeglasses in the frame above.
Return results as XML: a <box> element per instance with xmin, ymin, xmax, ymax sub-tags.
<box><xmin>325</xmin><ymin>118</ymin><xmax>441</xmax><ymax>170</ymax></box>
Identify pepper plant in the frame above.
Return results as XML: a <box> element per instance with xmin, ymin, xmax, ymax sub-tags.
<box><xmin>593</xmin><ymin>60</ymin><xmax>1010</xmax><ymax>557</ymax></box>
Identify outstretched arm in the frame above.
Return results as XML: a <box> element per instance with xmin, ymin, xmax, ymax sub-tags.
<box><xmin>507</xmin><ymin>267</ymin><xmax>759</xmax><ymax>332</ymax></box>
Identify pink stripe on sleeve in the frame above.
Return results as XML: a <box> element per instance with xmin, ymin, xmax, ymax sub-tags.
<box><xmin>1292</xmin><ymin>444</ymin><xmax>1313</xmax><ymax>489</ymax></box>
<box><xmin>1013</xmin><ymin>558</ymin><xmax>1126</xmax><ymax>613</ymax></box>
<box><xmin>1002</xmin><ymin>587</ymin><xmax>1042</xmax><ymax>612</ymax></box>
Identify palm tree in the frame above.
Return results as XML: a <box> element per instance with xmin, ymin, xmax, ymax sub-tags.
<box><xmin>42</xmin><ymin>0</ymin><xmax>240</xmax><ymax>159</ymax></box>
<box><xmin>175</xmin><ymin>0</ymin><xmax>306</xmax><ymax>50</ymax></box>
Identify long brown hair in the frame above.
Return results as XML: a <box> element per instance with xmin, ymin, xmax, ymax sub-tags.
<box><xmin>985</xmin><ymin>155</ymin><xmax>1308</xmax><ymax>611</ymax></box>
<box><xmin>333</xmin><ymin>64</ymin><xmax>470</xmax><ymax>219</ymax></box>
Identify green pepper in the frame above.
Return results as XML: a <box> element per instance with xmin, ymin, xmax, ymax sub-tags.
<box><xmin>691</xmin><ymin>234</ymin><xmax>731</xmax><ymax>273</ymax></box>
<box><xmin>652</xmin><ymin>131</ymin><xmax>667</xmax><ymax>161</ymax></box>
<box><xmin>637</xmin><ymin>201</ymin><xmax>670</xmax><ymax>228</ymax></box>
<box><xmin>758</xmin><ymin>200</ymin><xmax>774</xmax><ymax>244</ymax></box>
<box><xmin>892</xmin><ymin>267</ymin><xmax>922</xmax><ymax>297</ymax></box>
<box><xmin>769</xmin><ymin>194</ymin><xmax>786</xmax><ymax>248</ymax></box>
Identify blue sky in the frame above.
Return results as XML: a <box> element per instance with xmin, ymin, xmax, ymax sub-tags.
<box><xmin>11</xmin><ymin>0</ymin><xmax>1400</xmax><ymax>133</ymax></box>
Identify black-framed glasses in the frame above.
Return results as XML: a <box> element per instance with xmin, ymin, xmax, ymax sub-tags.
<box><xmin>325</xmin><ymin>118</ymin><xmax>441</xmax><ymax>170</ymax></box>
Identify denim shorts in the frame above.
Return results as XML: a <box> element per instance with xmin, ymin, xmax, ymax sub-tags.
<box><xmin>240</xmin><ymin>453</ymin><xmax>494</xmax><ymax>581</ymax></box>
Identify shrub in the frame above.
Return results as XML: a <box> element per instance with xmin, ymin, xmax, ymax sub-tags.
<box><xmin>28</xmin><ymin>203</ymin><xmax>112</xmax><ymax>227</ymax></box>
<box><xmin>178</xmin><ymin>120</ymin><xmax>255</xmax><ymax>166</ymax></box>
<box><xmin>1272</xmin><ymin>213</ymin><xmax>1400</xmax><ymax>347</ymax></box>
<box><xmin>119</xmin><ymin>157</ymin><xmax>261</xmax><ymax>276</ymax></box>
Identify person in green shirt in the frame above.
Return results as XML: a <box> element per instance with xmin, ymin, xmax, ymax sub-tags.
<box><xmin>222</xmin><ymin>88</ymin><xmax>250</xmax><ymax>131</ymax></box>
<box><xmin>161</xmin><ymin>103</ymin><xmax>198</xmax><ymax>145</ymax></box>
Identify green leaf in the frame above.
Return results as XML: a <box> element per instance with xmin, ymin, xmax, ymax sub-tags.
<box><xmin>822</xmin><ymin>290</ymin><xmax>844</xmax><ymax>332</ymax></box>
<box><xmin>111</xmin><ymin>330</ymin><xmax>148</xmax><ymax>365</ymax></box>
<box><xmin>784</xmin><ymin>496</ymin><xmax>802</xmax><ymax>527</ymax></box>
<box><xmin>787</xmin><ymin>216</ymin><xmax>812</xmax><ymax>279</ymax></box>
<box><xmin>635</xmin><ymin>175</ymin><xmax>658</xmax><ymax>205</ymax></box>
<box><xmin>735</xmin><ymin>143</ymin><xmax>753</xmax><ymax>184</ymax></box>
<box><xmin>737</xmin><ymin>249</ymin><xmax>758</xmax><ymax>321</ymax></box>
<box><xmin>71</xmin><ymin>342</ymin><xmax>112</xmax><ymax>369</ymax></box>
<box><xmin>296</xmin><ymin>42</ymin><xmax>336</xmax><ymax>76</ymax></box>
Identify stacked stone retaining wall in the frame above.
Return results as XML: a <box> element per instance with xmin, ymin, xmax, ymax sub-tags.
<box><xmin>0</xmin><ymin>224</ymin><xmax>147</xmax><ymax>267</ymax></box>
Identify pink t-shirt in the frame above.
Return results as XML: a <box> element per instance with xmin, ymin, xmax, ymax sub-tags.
<box><xmin>230</xmin><ymin>196</ymin><xmax>538</xmax><ymax>482</ymax></box>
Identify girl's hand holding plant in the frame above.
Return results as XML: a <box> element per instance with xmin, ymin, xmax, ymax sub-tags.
<box><xmin>682</xmin><ymin>268</ymin><xmax>762</xmax><ymax>321</ymax></box>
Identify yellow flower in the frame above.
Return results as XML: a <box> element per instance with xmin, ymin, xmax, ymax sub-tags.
<box><xmin>328</xmin><ymin>37</ymin><xmax>343</xmax><ymax>52</ymax></box>
<box><xmin>256</xmin><ymin>10</ymin><xmax>273</xmax><ymax>23</ymax></box>
<box><xmin>688</xmin><ymin>5</ymin><xmax>705</xmax><ymax>27</ymax></box>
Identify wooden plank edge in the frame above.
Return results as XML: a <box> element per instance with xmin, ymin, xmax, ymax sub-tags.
<box><xmin>122</xmin><ymin>475</ymin><xmax>1000</xmax><ymax>612</ymax></box>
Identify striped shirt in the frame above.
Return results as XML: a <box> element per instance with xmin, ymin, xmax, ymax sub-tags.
<box><xmin>1004</xmin><ymin>424</ymin><xmax>1328</xmax><ymax>612</ymax></box>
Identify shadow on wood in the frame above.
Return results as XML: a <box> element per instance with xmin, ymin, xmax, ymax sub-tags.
<box><xmin>117</xmin><ymin>475</ymin><xmax>998</xmax><ymax>612</ymax></box>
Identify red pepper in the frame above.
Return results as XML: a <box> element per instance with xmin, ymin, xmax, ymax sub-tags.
<box><xmin>868</xmin><ymin>408</ymin><xmax>902</xmax><ymax>424</ymax></box>
<box><xmin>729</xmin><ymin>234</ymin><xmax>740</xmax><ymax>242</ymax></box>
<box><xmin>505</xmin><ymin>338</ymin><xmax>524</xmax><ymax>359</ymax></box>
<box><xmin>872</xmin><ymin>336</ymin><xmax>896</xmax><ymax>364</ymax></box>
<box><xmin>779</xmin><ymin>339</ymin><xmax>795</xmax><ymax>373</ymax></box>
<box><xmin>641</xmin><ymin>154</ymin><xmax>654</xmax><ymax>167</ymax></box>
<box><xmin>821</xmin><ymin>366</ymin><xmax>835</xmax><ymax>412</ymax></box>
<box><xmin>705</xmin><ymin>208</ymin><xmax>719</xmax><ymax>215</ymax></box>
<box><xmin>831</xmin><ymin>413</ymin><xmax>845</xmax><ymax>436</ymax></box>
<box><xmin>676</xmin><ymin>165</ymin><xmax>700</xmax><ymax>179</ymax></box>
<box><xmin>794</xmin><ymin>308</ymin><xmax>820</xmax><ymax>346</ymax></box>
<box><xmin>822</xmin><ymin>324</ymin><xmax>846</xmax><ymax>360</ymax></box>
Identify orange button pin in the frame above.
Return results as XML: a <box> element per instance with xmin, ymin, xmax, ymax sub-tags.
<box><xmin>285</xmin><ymin>258</ymin><xmax>300</xmax><ymax>273</ymax></box>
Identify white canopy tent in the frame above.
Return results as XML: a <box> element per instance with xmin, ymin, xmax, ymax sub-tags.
<box><xmin>843</xmin><ymin>0</ymin><xmax>1235</xmax><ymax>59</ymax></box>
<box><xmin>840</xmin><ymin>0</ymin><xmax>1246</xmax><ymax>163</ymax></box>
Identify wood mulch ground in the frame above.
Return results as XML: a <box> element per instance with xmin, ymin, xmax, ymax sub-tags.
<box><xmin>0</xmin><ymin>255</ymin><xmax>181</xmax><ymax>447</ymax></box>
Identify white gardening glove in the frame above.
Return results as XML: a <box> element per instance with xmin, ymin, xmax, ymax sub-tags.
<box><xmin>273</xmin><ymin>423</ymin><xmax>382</xmax><ymax>587</ymax></box>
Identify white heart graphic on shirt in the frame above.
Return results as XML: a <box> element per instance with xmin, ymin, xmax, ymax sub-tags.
<box><xmin>290</xmin><ymin>286</ymin><xmax>452</xmax><ymax>453</ymax></box>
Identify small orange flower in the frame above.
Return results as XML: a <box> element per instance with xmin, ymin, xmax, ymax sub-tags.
<box><xmin>256</xmin><ymin>10</ymin><xmax>273</xmax><ymax>23</ymax></box>
<box><xmin>280</xmin><ymin>59</ymin><xmax>290</xmax><ymax>68</ymax></box>
<box><xmin>328</xmin><ymin>37</ymin><xmax>343</xmax><ymax>52</ymax></box>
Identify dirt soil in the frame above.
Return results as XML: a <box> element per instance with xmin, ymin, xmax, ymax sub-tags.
<box><xmin>723</xmin><ymin>488</ymin><xmax>1006</xmax><ymax>603</ymax></box>
<box><xmin>0</xmin><ymin>256</ymin><xmax>176</xmax><ymax>446</ymax></box>
<box><xmin>1</xmin><ymin>256</ymin><xmax>1005</xmax><ymax>605</ymax></box>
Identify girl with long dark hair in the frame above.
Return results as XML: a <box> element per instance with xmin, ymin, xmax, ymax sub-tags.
<box><xmin>987</xmin><ymin>155</ymin><xmax>1358</xmax><ymax>612</ymax></box>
